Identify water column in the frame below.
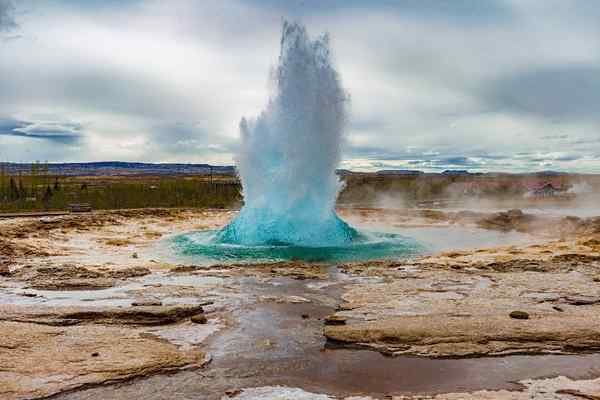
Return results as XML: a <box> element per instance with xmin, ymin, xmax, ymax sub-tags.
<box><xmin>216</xmin><ymin>21</ymin><xmax>357</xmax><ymax>246</ymax></box>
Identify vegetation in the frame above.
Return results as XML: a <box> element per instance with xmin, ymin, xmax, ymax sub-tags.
<box><xmin>0</xmin><ymin>163</ymin><xmax>242</xmax><ymax>213</ymax></box>
<box><xmin>1</xmin><ymin>163</ymin><xmax>598</xmax><ymax>214</ymax></box>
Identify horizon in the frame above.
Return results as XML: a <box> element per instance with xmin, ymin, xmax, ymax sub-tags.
<box><xmin>1</xmin><ymin>160</ymin><xmax>599</xmax><ymax>176</ymax></box>
<box><xmin>1</xmin><ymin>1</ymin><xmax>600</xmax><ymax>173</ymax></box>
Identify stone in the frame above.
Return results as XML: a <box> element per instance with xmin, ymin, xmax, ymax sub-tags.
<box><xmin>190</xmin><ymin>314</ymin><xmax>208</xmax><ymax>324</ymax></box>
<box><xmin>324</xmin><ymin>315</ymin><xmax>346</xmax><ymax>326</ymax></box>
<box><xmin>0</xmin><ymin>304</ymin><xmax>205</xmax><ymax>326</ymax></box>
<box><xmin>565</xmin><ymin>295</ymin><xmax>600</xmax><ymax>305</ymax></box>
<box><xmin>225</xmin><ymin>388</ymin><xmax>242</xmax><ymax>398</ymax></box>
<box><xmin>0</xmin><ymin>321</ymin><xmax>207</xmax><ymax>400</ymax></box>
<box><xmin>0</xmin><ymin>263</ymin><xmax>10</xmax><ymax>277</ymax></box>
<box><xmin>131</xmin><ymin>300</ymin><xmax>162</xmax><ymax>307</ymax></box>
<box><xmin>509</xmin><ymin>311</ymin><xmax>529</xmax><ymax>320</ymax></box>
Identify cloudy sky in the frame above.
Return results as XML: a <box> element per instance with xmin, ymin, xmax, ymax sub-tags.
<box><xmin>0</xmin><ymin>0</ymin><xmax>599</xmax><ymax>172</ymax></box>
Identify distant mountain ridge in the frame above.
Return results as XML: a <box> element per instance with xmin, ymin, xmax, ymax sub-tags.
<box><xmin>0</xmin><ymin>162</ymin><xmax>584</xmax><ymax>177</ymax></box>
<box><xmin>0</xmin><ymin>162</ymin><xmax>237</xmax><ymax>176</ymax></box>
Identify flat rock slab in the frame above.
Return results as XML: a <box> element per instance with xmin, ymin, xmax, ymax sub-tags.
<box><xmin>0</xmin><ymin>304</ymin><xmax>205</xmax><ymax>326</ymax></box>
<box><xmin>325</xmin><ymin>313</ymin><xmax>600</xmax><ymax>357</ymax></box>
<box><xmin>0</xmin><ymin>321</ymin><xmax>207</xmax><ymax>400</ymax></box>
<box><xmin>13</xmin><ymin>264</ymin><xmax>151</xmax><ymax>291</ymax></box>
<box><xmin>325</xmin><ymin>267</ymin><xmax>600</xmax><ymax>357</ymax></box>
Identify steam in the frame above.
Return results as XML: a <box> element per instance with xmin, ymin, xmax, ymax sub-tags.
<box><xmin>216</xmin><ymin>21</ymin><xmax>356</xmax><ymax>246</ymax></box>
<box><xmin>568</xmin><ymin>182</ymin><xmax>592</xmax><ymax>195</ymax></box>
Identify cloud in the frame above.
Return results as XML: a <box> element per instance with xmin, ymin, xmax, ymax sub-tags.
<box><xmin>0</xmin><ymin>0</ymin><xmax>599</xmax><ymax>172</ymax></box>
<box><xmin>0</xmin><ymin>118</ymin><xmax>83</xmax><ymax>144</ymax></box>
<box><xmin>482</xmin><ymin>64</ymin><xmax>600</xmax><ymax>120</ymax></box>
<box><xmin>240</xmin><ymin>0</ymin><xmax>513</xmax><ymax>24</ymax></box>
<box><xmin>147</xmin><ymin>121</ymin><xmax>236</xmax><ymax>157</ymax></box>
<box><xmin>0</xmin><ymin>0</ymin><xmax>16</xmax><ymax>32</ymax></box>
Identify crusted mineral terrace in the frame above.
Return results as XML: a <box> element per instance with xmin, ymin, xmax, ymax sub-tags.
<box><xmin>2</xmin><ymin>207</ymin><xmax>600</xmax><ymax>399</ymax></box>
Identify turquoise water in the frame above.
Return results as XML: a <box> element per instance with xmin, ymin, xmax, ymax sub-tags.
<box><xmin>216</xmin><ymin>209</ymin><xmax>359</xmax><ymax>247</ymax></box>
<box><xmin>173</xmin><ymin>229</ymin><xmax>425</xmax><ymax>263</ymax></box>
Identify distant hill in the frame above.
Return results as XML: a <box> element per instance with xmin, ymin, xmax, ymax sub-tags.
<box><xmin>0</xmin><ymin>162</ymin><xmax>237</xmax><ymax>176</ymax></box>
<box><xmin>376</xmin><ymin>169</ymin><xmax>424</xmax><ymax>176</ymax></box>
<box><xmin>0</xmin><ymin>162</ymin><xmax>590</xmax><ymax>178</ymax></box>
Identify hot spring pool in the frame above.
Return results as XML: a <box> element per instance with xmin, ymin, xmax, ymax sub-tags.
<box><xmin>172</xmin><ymin>229</ymin><xmax>425</xmax><ymax>263</ymax></box>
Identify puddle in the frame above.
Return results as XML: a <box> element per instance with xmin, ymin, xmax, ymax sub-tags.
<box><xmin>52</xmin><ymin>276</ymin><xmax>600</xmax><ymax>400</ymax></box>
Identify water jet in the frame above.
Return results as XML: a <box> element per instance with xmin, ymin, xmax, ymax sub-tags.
<box><xmin>176</xmin><ymin>21</ymin><xmax>422</xmax><ymax>261</ymax></box>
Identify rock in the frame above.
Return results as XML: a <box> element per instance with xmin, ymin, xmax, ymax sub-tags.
<box><xmin>132</xmin><ymin>252</ymin><xmax>139</xmax><ymax>259</ymax></box>
<box><xmin>553</xmin><ymin>306</ymin><xmax>564</xmax><ymax>312</ymax></box>
<box><xmin>509</xmin><ymin>311</ymin><xmax>529</xmax><ymax>320</ymax></box>
<box><xmin>0</xmin><ymin>304</ymin><xmax>205</xmax><ymax>326</ymax></box>
<box><xmin>190</xmin><ymin>314</ymin><xmax>208</xmax><ymax>324</ymax></box>
<box><xmin>91</xmin><ymin>352</ymin><xmax>99</xmax><ymax>357</ymax></box>
<box><xmin>131</xmin><ymin>300</ymin><xmax>162</xmax><ymax>307</ymax></box>
<box><xmin>28</xmin><ymin>278</ymin><xmax>116</xmax><ymax>291</ymax></box>
<box><xmin>19</xmin><ymin>265</ymin><xmax>152</xmax><ymax>291</ymax></box>
<box><xmin>225</xmin><ymin>388</ymin><xmax>242</xmax><ymax>398</ymax></box>
<box><xmin>0</xmin><ymin>263</ymin><xmax>10</xmax><ymax>276</ymax></box>
<box><xmin>301</xmin><ymin>314</ymin><xmax>310</xmax><ymax>319</ymax></box>
<box><xmin>566</xmin><ymin>295</ymin><xmax>600</xmax><ymax>305</ymax></box>
<box><xmin>476</xmin><ymin>209</ymin><xmax>536</xmax><ymax>232</ymax></box>
<box><xmin>324</xmin><ymin>315</ymin><xmax>346</xmax><ymax>326</ymax></box>
<box><xmin>286</xmin><ymin>295</ymin><xmax>311</xmax><ymax>304</ymax></box>
<box><xmin>0</xmin><ymin>321</ymin><xmax>207</xmax><ymax>400</ymax></box>
<box><xmin>171</xmin><ymin>265</ymin><xmax>199</xmax><ymax>273</ymax></box>
<box><xmin>107</xmin><ymin>266</ymin><xmax>151</xmax><ymax>279</ymax></box>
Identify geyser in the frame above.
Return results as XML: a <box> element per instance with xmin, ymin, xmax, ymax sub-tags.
<box><xmin>174</xmin><ymin>21</ymin><xmax>423</xmax><ymax>262</ymax></box>
<box><xmin>216</xmin><ymin>21</ymin><xmax>355</xmax><ymax>247</ymax></box>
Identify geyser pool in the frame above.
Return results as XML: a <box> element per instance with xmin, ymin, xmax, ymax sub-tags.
<box><xmin>176</xmin><ymin>21</ymin><xmax>423</xmax><ymax>261</ymax></box>
<box><xmin>174</xmin><ymin>229</ymin><xmax>423</xmax><ymax>263</ymax></box>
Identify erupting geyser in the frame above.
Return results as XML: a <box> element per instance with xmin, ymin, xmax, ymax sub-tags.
<box><xmin>216</xmin><ymin>21</ymin><xmax>356</xmax><ymax>247</ymax></box>
<box><xmin>174</xmin><ymin>21</ymin><xmax>423</xmax><ymax>262</ymax></box>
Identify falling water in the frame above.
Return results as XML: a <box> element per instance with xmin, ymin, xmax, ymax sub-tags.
<box><xmin>216</xmin><ymin>21</ymin><xmax>356</xmax><ymax>247</ymax></box>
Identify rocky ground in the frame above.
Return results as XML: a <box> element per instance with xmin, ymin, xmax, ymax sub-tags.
<box><xmin>2</xmin><ymin>207</ymin><xmax>600</xmax><ymax>399</ymax></box>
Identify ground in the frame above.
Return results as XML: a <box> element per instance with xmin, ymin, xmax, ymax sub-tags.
<box><xmin>2</xmin><ymin>206</ymin><xmax>600</xmax><ymax>399</ymax></box>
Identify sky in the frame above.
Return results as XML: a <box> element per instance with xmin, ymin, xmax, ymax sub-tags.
<box><xmin>0</xmin><ymin>0</ymin><xmax>599</xmax><ymax>173</ymax></box>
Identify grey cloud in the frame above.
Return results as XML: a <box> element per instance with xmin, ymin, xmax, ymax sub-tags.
<box><xmin>482</xmin><ymin>64</ymin><xmax>600</xmax><ymax>120</ymax></box>
<box><xmin>241</xmin><ymin>0</ymin><xmax>512</xmax><ymax>24</ymax></box>
<box><xmin>148</xmin><ymin>121</ymin><xmax>236</xmax><ymax>156</ymax></box>
<box><xmin>541</xmin><ymin>134</ymin><xmax>569</xmax><ymax>140</ymax></box>
<box><xmin>554</xmin><ymin>154</ymin><xmax>581</xmax><ymax>162</ymax></box>
<box><xmin>0</xmin><ymin>0</ymin><xmax>16</xmax><ymax>32</ymax></box>
<box><xmin>0</xmin><ymin>118</ymin><xmax>83</xmax><ymax>144</ymax></box>
<box><xmin>0</xmin><ymin>66</ymin><xmax>201</xmax><ymax>121</ymax></box>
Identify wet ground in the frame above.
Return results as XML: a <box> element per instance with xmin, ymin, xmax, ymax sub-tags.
<box><xmin>50</xmin><ymin>272</ymin><xmax>600</xmax><ymax>399</ymax></box>
<box><xmin>2</xmin><ymin>207</ymin><xmax>600</xmax><ymax>399</ymax></box>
